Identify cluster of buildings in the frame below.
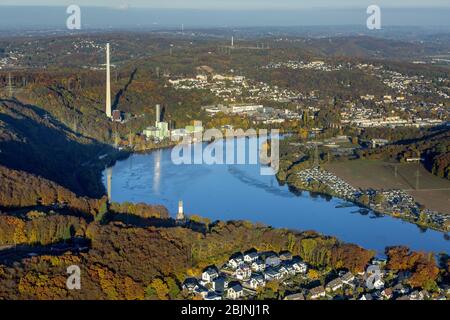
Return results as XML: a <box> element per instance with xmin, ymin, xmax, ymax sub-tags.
<box><xmin>183</xmin><ymin>251</ymin><xmax>450</xmax><ymax>300</ymax></box>
<box><xmin>373</xmin><ymin>189</ymin><xmax>419</xmax><ymax>218</ymax></box>
<box><xmin>371</xmin><ymin>189</ymin><xmax>449</xmax><ymax>230</ymax></box>
<box><xmin>72</xmin><ymin>39</ymin><xmax>104</xmax><ymax>52</ymax></box>
<box><xmin>340</xmin><ymin>98</ymin><xmax>445</xmax><ymax>129</ymax></box>
<box><xmin>202</xmin><ymin>104</ymin><xmax>302</xmax><ymax>124</ymax></box>
<box><xmin>356</xmin><ymin>62</ymin><xmax>449</xmax><ymax>100</ymax></box>
<box><xmin>142</xmin><ymin>105</ymin><xmax>204</xmax><ymax>142</ymax></box>
<box><xmin>263</xmin><ymin>60</ymin><xmax>344</xmax><ymax>72</ymax></box>
<box><xmin>0</xmin><ymin>51</ymin><xmax>21</xmax><ymax>69</ymax></box>
<box><xmin>182</xmin><ymin>250</ymin><xmax>308</xmax><ymax>300</ymax></box>
<box><xmin>169</xmin><ymin>73</ymin><xmax>301</xmax><ymax>104</ymax></box>
<box><xmin>295</xmin><ymin>166</ymin><xmax>449</xmax><ymax>231</ymax></box>
<box><xmin>342</xmin><ymin>114</ymin><xmax>444</xmax><ymax>129</ymax></box>
<box><xmin>297</xmin><ymin>167</ymin><xmax>360</xmax><ymax>200</ymax></box>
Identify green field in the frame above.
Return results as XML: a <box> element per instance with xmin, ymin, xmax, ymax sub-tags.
<box><xmin>325</xmin><ymin>160</ymin><xmax>450</xmax><ymax>214</ymax></box>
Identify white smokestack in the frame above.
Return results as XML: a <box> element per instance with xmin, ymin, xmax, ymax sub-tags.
<box><xmin>106</xmin><ymin>43</ymin><xmax>112</xmax><ymax>118</ymax></box>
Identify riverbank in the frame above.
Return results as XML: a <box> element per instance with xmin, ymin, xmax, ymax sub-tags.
<box><xmin>277</xmin><ymin>165</ymin><xmax>449</xmax><ymax>234</ymax></box>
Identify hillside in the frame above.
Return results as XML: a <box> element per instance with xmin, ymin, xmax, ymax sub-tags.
<box><xmin>0</xmin><ymin>98</ymin><xmax>120</xmax><ymax>197</ymax></box>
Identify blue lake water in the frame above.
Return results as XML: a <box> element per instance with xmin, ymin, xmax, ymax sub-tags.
<box><xmin>103</xmin><ymin>138</ymin><xmax>449</xmax><ymax>256</ymax></box>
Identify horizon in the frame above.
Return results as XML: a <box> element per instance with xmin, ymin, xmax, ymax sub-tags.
<box><xmin>1</xmin><ymin>5</ymin><xmax>450</xmax><ymax>29</ymax></box>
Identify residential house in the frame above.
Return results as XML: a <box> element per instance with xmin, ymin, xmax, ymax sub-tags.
<box><xmin>265</xmin><ymin>254</ymin><xmax>281</xmax><ymax>267</ymax></box>
<box><xmin>182</xmin><ymin>278</ymin><xmax>198</xmax><ymax>292</ymax></box>
<box><xmin>278</xmin><ymin>266</ymin><xmax>289</xmax><ymax>278</ymax></box>
<box><xmin>235</xmin><ymin>265</ymin><xmax>252</xmax><ymax>281</ymax></box>
<box><xmin>228</xmin><ymin>255</ymin><xmax>244</xmax><ymax>269</ymax></box>
<box><xmin>373</xmin><ymin>278</ymin><xmax>385</xmax><ymax>290</ymax></box>
<box><xmin>248</xmin><ymin>274</ymin><xmax>266</xmax><ymax>290</ymax></box>
<box><xmin>194</xmin><ymin>285</ymin><xmax>209</xmax><ymax>299</ymax></box>
<box><xmin>409</xmin><ymin>290</ymin><xmax>428</xmax><ymax>301</ymax></box>
<box><xmin>227</xmin><ymin>283</ymin><xmax>244</xmax><ymax>300</ymax></box>
<box><xmin>340</xmin><ymin>272</ymin><xmax>355</xmax><ymax>285</ymax></box>
<box><xmin>264</xmin><ymin>268</ymin><xmax>283</xmax><ymax>281</ymax></box>
<box><xmin>202</xmin><ymin>268</ymin><xmax>219</xmax><ymax>283</ymax></box>
<box><xmin>212</xmin><ymin>276</ymin><xmax>226</xmax><ymax>294</ymax></box>
<box><xmin>282</xmin><ymin>262</ymin><xmax>296</xmax><ymax>275</ymax></box>
<box><xmin>284</xmin><ymin>293</ymin><xmax>305</xmax><ymax>300</ymax></box>
<box><xmin>309</xmin><ymin>286</ymin><xmax>326</xmax><ymax>299</ymax></box>
<box><xmin>244</xmin><ymin>252</ymin><xmax>259</xmax><ymax>263</ymax></box>
<box><xmin>393</xmin><ymin>283</ymin><xmax>410</xmax><ymax>295</ymax></box>
<box><xmin>251</xmin><ymin>259</ymin><xmax>266</xmax><ymax>272</ymax></box>
<box><xmin>279</xmin><ymin>251</ymin><xmax>293</xmax><ymax>261</ymax></box>
<box><xmin>292</xmin><ymin>261</ymin><xmax>308</xmax><ymax>274</ymax></box>
<box><xmin>204</xmin><ymin>292</ymin><xmax>222</xmax><ymax>300</ymax></box>
<box><xmin>326</xmin><ymin>278</ymin><xmax>343</xmax><ymax>292</ymax></box>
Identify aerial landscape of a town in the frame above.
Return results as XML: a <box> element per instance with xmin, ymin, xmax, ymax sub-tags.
<box><xmin>0</xmin><ymin>0</ymin><xmax>449</xmax><ymax>309</ymax></box>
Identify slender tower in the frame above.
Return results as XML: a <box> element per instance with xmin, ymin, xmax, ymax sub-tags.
<box><xmin>231</xmin><ymin>36</ymin><xmax>234</xmax><ymax>48</ymax></box>
<box><xmin>106</xmin><ymin>43</ymin><xmax>112</xmax><ymax>118</ymax></box>
<box><xmin>177</xmin><ymin>200</ymin><xmax>184</xmax><ymax>220</ymax></box>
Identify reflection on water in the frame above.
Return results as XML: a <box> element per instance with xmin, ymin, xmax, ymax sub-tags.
<box><xmin>153</xmin><ymin>149</ymin><xmax>162</xmax><ymax>195</ymax></box>
<box><xmin>106</xmin><ymin>166</ymin><xmax>112</xmax><ymax>203</ymax></box>
<box><xmin>103</xmin><ymin>138</ymin><xmax>449</xmax><ymax>256</ymax></box>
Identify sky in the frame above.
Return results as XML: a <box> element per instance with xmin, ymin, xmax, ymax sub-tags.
<box><xmin>1</xmin><ymin>0</ymin><xmax>450</xmax><ymax>9</ymax></box>
<box><xmin>0</xmin><ymin>1</ymin><xmax>449</xmax><ymax>28</ymax></box>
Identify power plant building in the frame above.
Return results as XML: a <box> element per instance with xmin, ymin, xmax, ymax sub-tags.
<box><xmin>143</xmin><ymin>104</ymin><xmax>170</xmax><ymax>141</ymax></box>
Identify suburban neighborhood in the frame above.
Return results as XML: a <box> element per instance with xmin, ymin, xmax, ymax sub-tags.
<box><xmin>182</xmin><ymin>249</ymin><xmax>450</xmax><ymax>300</ymax></box>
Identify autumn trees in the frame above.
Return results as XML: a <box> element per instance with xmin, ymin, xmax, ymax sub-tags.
<box><xmin>386</xmin><ymin>246</ymin><xmax>441</xmax><ymax>291</ymax></box>
<box><xmin>0</xmin><ymin>214</ymin><xmax>87</xmax><ymax>246</ymax></box>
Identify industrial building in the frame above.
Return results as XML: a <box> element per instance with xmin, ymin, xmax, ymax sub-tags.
<box><xmin>143</xmin><ymin>104</ymin><xmax>170</xmax><ymax>141</ymax></box>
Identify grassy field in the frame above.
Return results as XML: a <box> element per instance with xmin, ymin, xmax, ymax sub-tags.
<box><xmin>324</xmin><ymin>160</ymin><xmax>450</xmax><ymax>214</ymax></box>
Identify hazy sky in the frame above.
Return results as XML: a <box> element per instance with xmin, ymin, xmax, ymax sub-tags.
<box><xmin>2</xmin><ymin>0</ymin><xmax>450</xmax><ymax>9</ymax></box>
<box><xmin>1</xmin><ymin>1</ymin><xmax>449</xmax><ymax>28</ymax></box>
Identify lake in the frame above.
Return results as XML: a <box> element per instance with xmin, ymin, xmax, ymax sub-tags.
<box><xmin>103</xmin><ymin>138</ymin><xmax>449</xmax><ymax>256</ymax></box>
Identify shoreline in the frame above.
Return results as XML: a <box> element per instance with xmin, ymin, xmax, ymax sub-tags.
<box><xmin>278</xmin><ymin>171</ymin><xmax>449</xmax><ymax>234</ymax></box>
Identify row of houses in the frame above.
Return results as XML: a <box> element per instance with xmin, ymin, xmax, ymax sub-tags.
<box><xmin>183</xmin><ymin>250</ymin><xmax>308</xmax><ymax>300</ymax></box>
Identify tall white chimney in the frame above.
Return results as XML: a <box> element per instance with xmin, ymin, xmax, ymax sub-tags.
<box><xmin>231</xmin><ymin>36</ymin><xmax>234</xmax><ymax>47</ymax></box>
<box><xmin>106</xmin><ymin>43</ymin><xmax>112</xmax><ymax>118</ymax></box>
